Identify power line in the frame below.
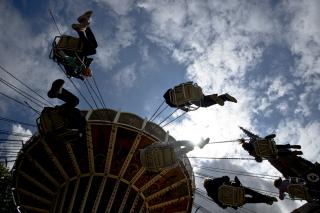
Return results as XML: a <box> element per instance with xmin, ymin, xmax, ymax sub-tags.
<box><xmin>0</xmin><ymin>139</ymin><xmax>24</xmax><ymax>142</ymax></box>
<box><xmin>0</xmin><ymin>116</ymin><xmax>37</xmax><ymax>127</ymax></box>
<box><xmin>0</xmin><ymin>77</ymin><xmax>48</xmax><ymax>107</ymax></box>
<box><xmin>0</xmin><ymin>64</ymin><xmax>53</xmax><ymax>106</ymax></box>
<box><xmin>0</xmin><ymin>130</ymin><xmax>32</xmax><ymax>138</ymax></box>
<box><xmin>0</xmin><ymin>91</ymin><xmax>41</xmax><ymax>114</ymax></box>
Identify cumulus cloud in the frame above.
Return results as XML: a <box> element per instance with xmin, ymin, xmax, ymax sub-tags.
<box><xmin>94</xmin><ymin>0</ymin><xmax>135</xmax><ymax>15</ymax></box>
<box><xmin>112</xmin><ymin>63</ymin><xmax>137</xmax><ymax>89</ymax></box>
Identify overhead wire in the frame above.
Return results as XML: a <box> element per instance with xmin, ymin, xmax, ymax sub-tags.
<box><xmin>0</xmin><ymin>91</ymin><xmax>41</xmax><ymax>115</ymax></box>
<box><xmin>0</xmin><ymin>116</ymin><xmax>37</xmax><ymax>128</ymax></box>
<box><xmin>0</xmin><ymin>130</ymin><xmax>32</xmax><ymax>138</ymax></box>
<box><xmin>0</xmin><ymin>64</ymin><xmax>53</xmax><ymax>107</ymax></box>
<box><xmin>85</xmin><ymin>79</ymin><xmax>102</xmax><ymax>108</ymax></box>
<box><xmin>0</xmin><ymin>139</ymin><xmax>24</xmax><ymax>142</ymax></box>
<box><xmin>0</xmin><ymin>77</ymin><xmax>45</xmax><ymax>108</ymax></box>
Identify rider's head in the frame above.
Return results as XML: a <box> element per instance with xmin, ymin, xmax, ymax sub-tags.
<box><xmin>82</xmin><ymin>67</ymin><xmax>92</xmax><ymax>77</ymax></box>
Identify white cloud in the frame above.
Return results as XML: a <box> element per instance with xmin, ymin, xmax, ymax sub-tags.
<box><xmin>284</xmin><ymin>0</ymin><xmax>320</xmax><ymax>79</ymax></box>
<box><xmin>94</xmin><ymin>0</ymin><xmax>135</xmax><ymax>15</ymax></box>
<box><xmin>95</xmin><ymin>16</ymin><xmax>136</xmax><ymax>70</ymax></box>
<box><xmin>112</xmin><ymin>63</ymin><xmax>137</xmax><ymax>89</ymax></box>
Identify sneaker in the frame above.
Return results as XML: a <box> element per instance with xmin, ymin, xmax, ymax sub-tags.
<box><xmin>291</xmin><ymin>145</ymin><xmax>301</xmax><ymax>149</ymax></box>
<box><xmin>209</xmin><ymin>94</ymin><xmax>224</xmax><ymax>106</ymax></box>
<box><xmin>265</xmin><ymin>196</ymin><xmax>277</xmax><ymax>205</ymax></box>
<box><xmin>77</xmin><ymin>10</ymin><xmax>93</xmax><ymax>24</ymax></box>
<box><xmin>48</xmin><ymin>79</ymin><xmax>65</xmax><ymax>98</ymax></box>
<box><xmin>72</xmin><ymin>23</ymin><xmax>88</xmax><ymax>32</ymax></box>
<box><xmin>198</xmin><ymin>138</ymin><xmax>210</xmax><ymax>149</ymax></box>
<box><xmin>223</xmin><ymin>93</ymin><xmax>237</xmax><ymax>103</ymax></box>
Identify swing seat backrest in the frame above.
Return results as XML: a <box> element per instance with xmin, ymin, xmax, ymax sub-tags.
<box><xmin>50</xmin><ymin>36</ymin><xmax>84</xmax><ymax>61</ymax></box>
<box><xmin>253</xmin><ymin>139</ymin><xmax>278</xmax><ymax>158</ymax></box>
<box><xmin>37</xmin><ymin>107</ymin><xmax>69</xmax><ymax>135</ymax></box>
<box><xmin>140</xmin><ymin>143</ymin><xmax>177</xmax><ymax>172</ymax></box>
<box><xmin>169</xmin><ymin>82</ymin><xmax>203</xmax><ymax>107</ymax></box>
<box><xmin>55</xmin><ymin>35</ymin><xmax>84</xmax><ymax>52</ymax></box>
<box><xmin>218</xmin><ymin>185</ymin><xmax>245</xmax><ymax>207</ymax></box>
<box><xmin>287</xmin><ymin>184</ymin><xmax>310</xmax><ymax>200</ymax></box>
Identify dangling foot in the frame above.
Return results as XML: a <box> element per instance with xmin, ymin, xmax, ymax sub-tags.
<box><xmin>72</xmin><ymin>23</ymin><xmax>88</xmax><ymax>32</ymax></box>
<box><xmin>291</xmin><ymin>145</ymin><xmax>301</xmax><ymax>149</ymax></box>
<box><xmin>198</xmin><ymin>138</ymin><xmax>210</xmax><ymax>149</ymax></box>
<box><xmin>48</xmin><ymin>79</ymin><xmax>65</xmax><ymax>98</ymax></box>
<box><xmin>222</xmin><ymin>93</ymin><xmax>237</xmax><ymax>103</ymax></box>
<box><xmin>77</xmin><ymin>10</ymin><xmax>93</xmax><ymax>24</ymax></box>
<box><xmin>292</xmin><ymin>151</ymin><xmax>303</xmax><ymax>155</ymax></box>
<box><xmin>265</xmin><ymin>196</ymin><xmax>277</xmax><ymax>205</ymax></box>
<box><xmin>209</xmin><ymin>94</ymin><xmax>224</xmax><ymax>106</ymax></box>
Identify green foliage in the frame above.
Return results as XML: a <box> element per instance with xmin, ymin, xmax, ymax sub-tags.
<box><xmin>0</xmin><ymin>163</ymin><xmax>15</xmax><ymax>213</ymax></box>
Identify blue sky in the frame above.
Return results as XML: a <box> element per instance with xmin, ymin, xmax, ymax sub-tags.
<box><xmin>0</xmin><ymin>0</ymin><xmax>320</xmax><ymax>212</ymax></box>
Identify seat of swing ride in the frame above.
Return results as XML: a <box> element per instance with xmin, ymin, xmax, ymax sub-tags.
<box><xmin>168</xmin><ymin>82</ymin><xmax>203</xmax><ymax>111</ymax></box>
<box><xmin>253</xmin><ymin>139</ymin><xmax>278</xmax><ymax>158</ymax></box>
<box><xmin>218</xmin><ymin>184</ymin><xmax>245</xmax><ymax>207</ymax></box>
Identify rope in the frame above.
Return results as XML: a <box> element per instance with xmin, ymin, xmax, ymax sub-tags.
<box><xmin>208</xmin><ymin>139</ymin><xmax>243</xmax><ymax>144</ymax></box>
<box><xmin>91</xmin><ymin>75</ymin><xmax>107</xmax><ymax>108</ymax></box>
<box><xmin>192</xmin><ymin>165</ymin><xmax>279</xmax><ymax>180</ymax></box>
<box><xmin>57</xmin><ymin>64</ymin><xmax>94</xmax><ymax>109</ymax></box>
<box><xmin>48</xmin><ymin>9</ymin><xmax>62</xmax><ymax>36</ymax></box>
<box><xmin>86</xmin><ymin>78</ymin><xmax>103</xmax><ymax>108</ymax></box>
<box><xmin>149</xmin><ymin>101</ymin><xmax>165</xmax><ymax>121</ymax></box>
<box><xmin>188</xmin><ymin>156</ymin><xmax>258</xmax><ymax>160</ymax></box>
<box><xmin>83</xmin><ymin>80</ymin><xmax>98</xmax><ymax>109</ymax></box>
<box><xmin>161</xmin><ymin>111</ymin><xmax>187</xmax><ymax>128</ymax></box>
<box><xmin>150</xmin><ymin>105</ymin><xmax>168</xmax><ymax>122</ymax></box>
<box><xmin>0</xmin><ymin>64</ymin><xmax>53</xmax><ymax>106</ymax></box>
<box><xmin>157</xmin><ymin>108</ymin><xmax>178</xmax><ymax>126</ymax></box>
